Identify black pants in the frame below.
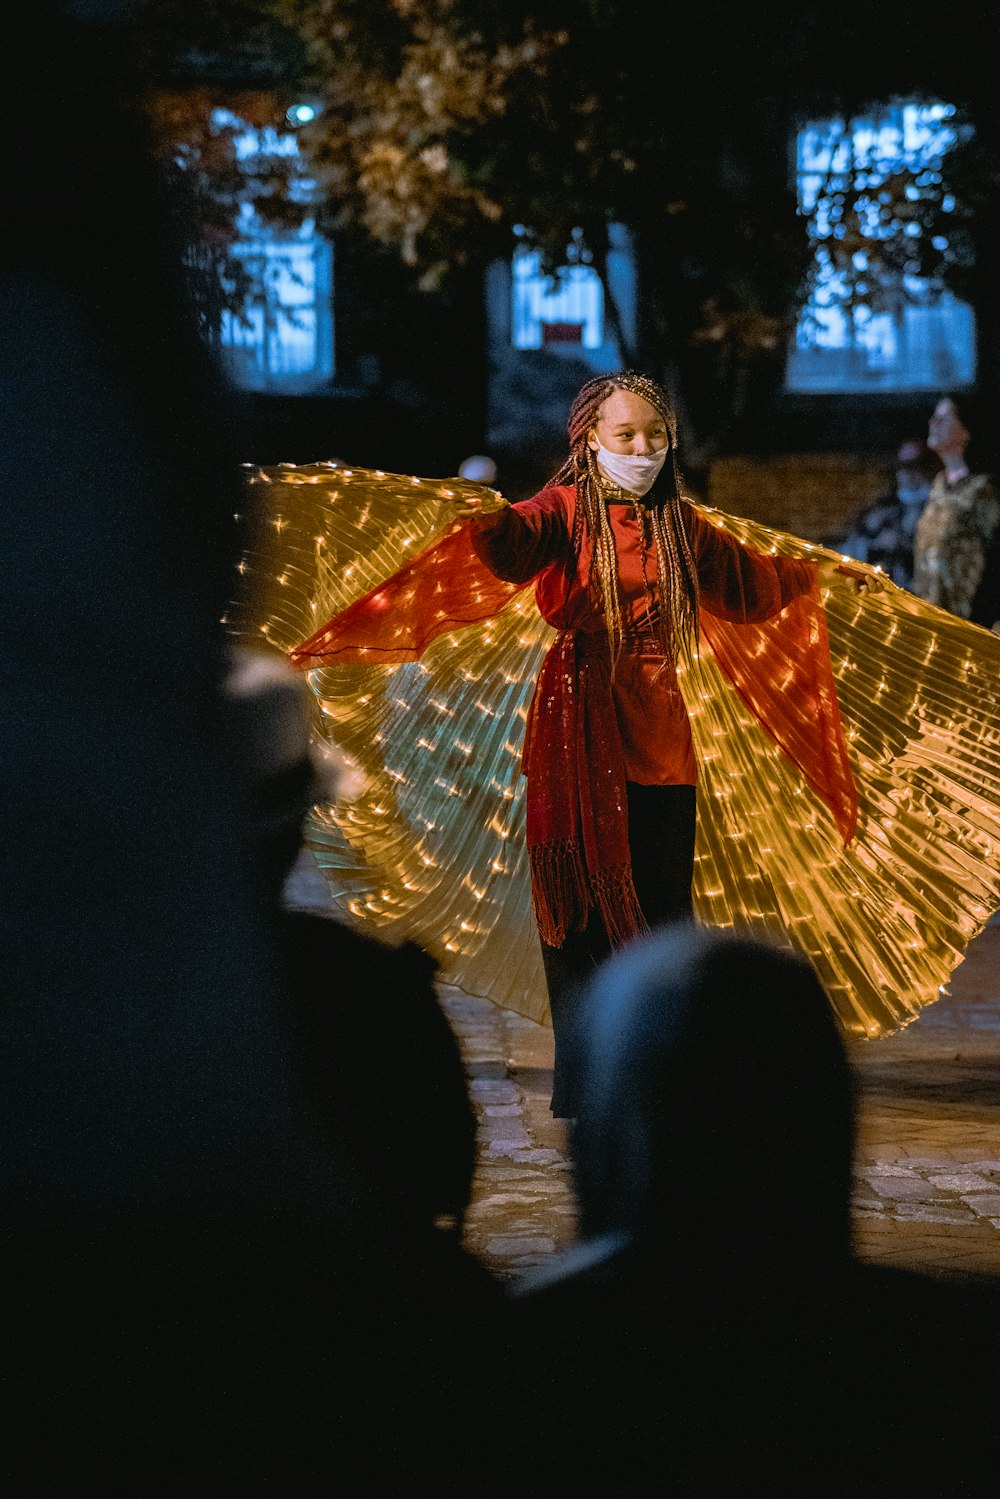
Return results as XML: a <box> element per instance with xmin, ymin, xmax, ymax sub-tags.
<box><xmin>540</xmin><ymin>783</ymin><xmax>697</xmax><ymax>1118</ymax></box>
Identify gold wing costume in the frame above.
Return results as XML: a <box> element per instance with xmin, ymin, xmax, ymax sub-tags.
<box><xmin>230</xmin><ymin>460</ymin><xmax>1000</xmax><ymax>1038</ymax></box>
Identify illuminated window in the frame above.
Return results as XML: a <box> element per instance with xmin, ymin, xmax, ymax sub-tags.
<box><xmin>211</xmin><ymin>108</ymin><xmax>334</xmax><ymax>393</ymax></box>
<box><xmin>220</xmin><ymin>227</ymin><xmax>334</xmax><ymax>392</ymax></box>
<box><xmin>511</xmin><ymin>227</ymin><xmax>604</xmax><ymax>350</ymax></box>
<box><xmin>786</xmin><ymin>102</ymin><xmax>975</xmax><ymax>393</ymax></box>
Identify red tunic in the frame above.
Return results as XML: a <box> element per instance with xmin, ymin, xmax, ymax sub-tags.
<box><xmin>472</xmin><ymin>485</ymin><xmax>817</xmax><ymax>787</ymax></box>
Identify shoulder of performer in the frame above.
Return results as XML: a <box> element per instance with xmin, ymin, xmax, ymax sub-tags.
<box><xmin>677</xmin><ymin>495</ymin><xmax>715</xmax><ymax>542</ymax></box>
<box><xmin>513</xmin><ymin>483</ymin><xmax>575</xmax><ymax>515</ymax></box>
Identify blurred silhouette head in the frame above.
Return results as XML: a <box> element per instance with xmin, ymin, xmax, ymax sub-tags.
<box><xmin>222</xmin><ymin>648</ymin><xmax>343</xmax><ymax>904</ymax></box>
<box><xmin>571</xmin><ymin>927</ymin><xmax>855</xmax><ymax>1278</ymax></box>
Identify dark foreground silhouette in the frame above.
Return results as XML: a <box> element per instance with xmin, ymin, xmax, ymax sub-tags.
<box><xmin>513</xmin><ymin>926</ymin><xmax>1000</xmax><ymax>1496</ymax></box>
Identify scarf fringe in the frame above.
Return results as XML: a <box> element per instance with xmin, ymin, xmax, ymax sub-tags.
<box><xmin>529</xmin><ymin>839</ymin><xmax>591</xmax><ymax>947</ymax></box>
<box><xmin>530</xmin><ymin>840</ymin><xmax>648</xmax><ymax>949</ymax></box>
<box><xmin>592</xmin><ymin>865</ymin><xmax>649</xmax><ymax>948</ymax></box>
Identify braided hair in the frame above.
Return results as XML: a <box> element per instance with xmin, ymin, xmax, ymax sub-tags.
<box><xmin>548</xmin><ymin>371</ymin><xmax>700</xmax><ymax>667</ymax></box>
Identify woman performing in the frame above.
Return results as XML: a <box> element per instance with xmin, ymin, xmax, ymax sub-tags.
<box><xmin>234</xmin><ymin>371</ymin><xmax>1000</xmax><ymax>1118</ymax></box>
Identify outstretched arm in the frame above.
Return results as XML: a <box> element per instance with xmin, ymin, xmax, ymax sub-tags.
<box><xmin>690</xmin><ymin>507</ymin><xmax>890</xmax><ymax>623</ymax></box>
<box><xmin>453</xmin><ymin>488</ymin><xmax>572</xmax><ymax>584</ymax></box>
<box><xmin>690</xmin><ymin>509</ymin><xmax>815</xmax><ymax>622</ymax></box>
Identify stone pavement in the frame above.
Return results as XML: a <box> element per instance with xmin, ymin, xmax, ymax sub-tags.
<box><xmin>449</xmin><ymin>918</ymin><xmax>1000</xmax><ymax>1283</ymax></box>
<box><xmin>285</xmin><ymin>850</ymin><xmax>1000</xmax><ymax>1285</ymax></box>
<box><xmin>847</xmin><ymin>917</ymin><xmax>1000</xmax><ymax>1280</ymax></box>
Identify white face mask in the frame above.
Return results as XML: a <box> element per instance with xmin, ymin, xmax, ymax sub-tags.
<box><xmin>593</xmin><ymin>443</ymin><xmax>669</xmax><ymax>496</ymax></box>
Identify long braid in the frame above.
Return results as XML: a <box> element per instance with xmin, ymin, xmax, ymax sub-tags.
<box><xmin>548</xmin><ymin>371</ymin><xmax>700</xmax><ymax>666</ymax></box>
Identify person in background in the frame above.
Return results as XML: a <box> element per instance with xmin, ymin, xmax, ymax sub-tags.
<box><xmin>914</xmin><ymin>394</ymin><xmax>1000</xmax><ymax>628</ymax></box>
<box><xmin>0</xmin><ymin>0</ymin><xmax>325</xmax><ymax>1292</ymax></box>
<box><xmin>0</xmin><ymin>6</ymin><xmax>504</xmax><ymax>1489</ymax></box>
<box><xmin>837</xmin><ymin>438</ymin><xmax>940</xmax><ymax>589</ymax></box>
<box><xmin>218</xmin><ymin>645</ymin><xmax>508</xmax><ymax>1489</ymax></box>
<box><xmin>223</xmin><ymin>647</ymin><xmax>483</xmax><ymax>1241</ymax></box>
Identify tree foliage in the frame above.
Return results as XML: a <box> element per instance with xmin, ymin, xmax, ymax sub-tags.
<box><xmin>146</xmin><ymin>0</ymin><xmax>1000</xmax><ymax>441</ymax></box>
<box><xmin>260</xmin><ymin>0</ymin><xmax>815</xmax><ymax>438</ymax></box>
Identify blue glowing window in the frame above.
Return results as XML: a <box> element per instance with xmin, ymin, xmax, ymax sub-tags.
<box><xmin>511</xmin><ymin>229</ymin><xmax>604</xmax><ymax>350</ymax></box>
<box><xmin>210</xmin><ymin>109</ymin><xmax>334</xmax><ymax>393</ymax></box>
<box><xmin>219</xmin><ymin>231</ymin><xmax>334</xmax><ymax>392</ymax></box>
<box><xmin>786</xmin><ymin>103</ymin><xmax>975</xmax><ymax>393</ymax></box>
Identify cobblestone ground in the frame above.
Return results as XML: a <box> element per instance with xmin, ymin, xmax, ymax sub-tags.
<box><xmin>450</xmin><ymin>916</ymin><xmax>1000</xmax><ymax>1283</ymax></box>
<box><xmin>847</xmin><ymin>917</ymin><xmax>1000</xmax><ymax>1280</ymax></box>
<box><xmin>439</xmin><ymin>994</ymin><xmax>574</xmax><ymax>1278</ymax></box>
<box><xmin>286</xmin><ymin>850</ymin><xmax>1000</xmax><ymax>1284</ymax></box>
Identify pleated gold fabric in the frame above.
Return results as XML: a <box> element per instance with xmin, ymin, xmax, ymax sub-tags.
<box><xmin>230</xmin><ymin>460</ymin><xmax>1000</xmax><ymax>1037</ymax></box>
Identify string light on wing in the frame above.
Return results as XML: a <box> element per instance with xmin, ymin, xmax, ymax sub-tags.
<box><xmin>229</xmin><ymin>463</ymin><xmax>1000</xmax><ymax>1037</ymax></box>
<box><xmin>229</xmin><ymin>460</ymin><xmax>553</xmax><ymax>1021</ymax></box>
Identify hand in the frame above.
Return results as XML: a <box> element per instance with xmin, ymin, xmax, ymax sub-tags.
<box><xmin>820</xmin><ymin>558</ymin><xmax>891</xmax><ymax>596</ymax></box>
<box><xmin>447</xmin><ymin>487</ymin><xmax>509</xmax><ymax>522</ymax></box>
